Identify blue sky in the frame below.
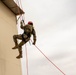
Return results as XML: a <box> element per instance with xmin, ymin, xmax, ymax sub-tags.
<box><xmin>16</xmin><ymin>0</ymin><xmax>76</xmax><ymax>75</ymax></box>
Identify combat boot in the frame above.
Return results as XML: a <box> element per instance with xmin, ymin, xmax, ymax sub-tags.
<box><xmin>16</xmin><ymin>50</ymin><xmax>22</xmax><ymax>59</ymax></box>
<box><xmin>12</xmin><ymin>46</ymin><xmax>18</xmax><ymax>49</ymax></box>
<box><xmin>16</xmin><ymin>55</ymin><xmax>22</xmax><ymax>59</ymax></box>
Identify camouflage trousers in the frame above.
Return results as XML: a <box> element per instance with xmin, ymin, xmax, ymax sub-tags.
<box><xmin>12</xmin><ymin>34</ymin><xmax>30</xmax><ymax>58</ymax></box>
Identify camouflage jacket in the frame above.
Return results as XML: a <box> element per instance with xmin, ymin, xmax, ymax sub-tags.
<box><xmin>20</xmin><ymin>22</ymin><xmax>36</xmax><ymax>44</ymax></box>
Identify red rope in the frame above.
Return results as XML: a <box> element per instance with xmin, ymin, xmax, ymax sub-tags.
<box><xmin>19</xmin><ymin>0</ymin><xmax>25</xmax><ymax>23</ymax></box>
<box><xmin>19</xmin><ymin>0</ymin><xmax>23</xmax><ymax>20</ymax></box>
<box><xmin>34</xmin><ymin>45</ymin><xmax>66</xmax><ymax>75</ymax></box>
<box><xmin>16</xmin><ymin>0</ymin><xmax>24</xmax><ymax>23</ymax></box>
<box><xmin>15</xmin><ymin>1</ymin><xmax>28</xmax><ymax>75</ymax></box>
<box><xmin>25</xmin><ymin>45</ymin><xmax>29</xmax><ymax>75</ymax></box>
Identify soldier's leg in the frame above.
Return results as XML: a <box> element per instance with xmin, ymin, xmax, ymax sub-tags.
<box><xmin>16</xmin><ymin>46</ymin><xmax>22</xmax><ymax>59</ymax></box>
<box><xmin>16</xmin><ymin>37</ymin><xmax>30</xmax><ymax>59</ymax></box>
<box><xmin>12</xmin><ymin>34</ymin><xmax>22</xmax><ymax>49</ymax></box>
<box><xmin>16</xmin><ymin>41</ymin><xmax>25</xmax><ymax>59</ymax></box>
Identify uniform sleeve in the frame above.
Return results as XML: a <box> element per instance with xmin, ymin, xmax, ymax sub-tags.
<box><xmin>32</xmin><ymin>27</ymin><xmax>36</xmax><ymax>45</ymax></box>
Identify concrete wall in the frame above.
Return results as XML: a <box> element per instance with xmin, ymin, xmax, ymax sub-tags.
<box><xmin>0</xmin><ymin>1</ymin><xmax>22</xmax><ymax>75</ymax></box>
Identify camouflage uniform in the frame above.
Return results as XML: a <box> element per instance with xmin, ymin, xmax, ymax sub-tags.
<box><xmin>12</xmin><ymin>21</ymin><xmax>36</xmax><ymax>59</ymax></box>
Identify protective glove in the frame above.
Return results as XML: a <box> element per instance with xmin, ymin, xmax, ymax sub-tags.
<box><xmin>22</xmin><ymin>20</ymin><xmax>24</xmax><ymax>23</ymax></box>
<box><xmin>33</xmin><ymin>38</ymin><xmax>36</xmax><ymax>45</ymax></box>
<box><xmin>20</xmin><ymin>20</ymin><xmax>24</xmax><ymax>24</ymax></box>
<box><xmin>32</xmin><ymin>42</ymin><xmax>35</xmax><ymax>45</ymax></box>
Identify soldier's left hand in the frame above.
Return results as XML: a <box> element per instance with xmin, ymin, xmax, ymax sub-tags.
<box><xmin>32</xmin><ymin>42</ymin><xmax>35</xmax><ymax>45</ymax></box>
